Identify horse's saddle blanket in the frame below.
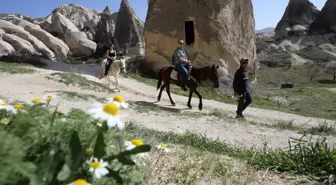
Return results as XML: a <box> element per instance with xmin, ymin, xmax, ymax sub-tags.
<box><xmin>170</xmin><ymin>69</ymin><xmax>178</xmax><ymax>80</ymax></box>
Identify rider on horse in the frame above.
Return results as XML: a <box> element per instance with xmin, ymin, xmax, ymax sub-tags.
<box><xmin>105</xmin><ymin>44</ymin><xmax>117</xmax><ymax>76</ymax></box>
<box><xmin>174</xmin><ymin>39</ymin><xmax>192</xmax><ymax>92</ymax></box>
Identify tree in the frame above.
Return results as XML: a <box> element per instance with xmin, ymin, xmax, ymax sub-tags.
<box><xmin>324</xmin><ymin>61</ymin><xmax>336</xmax><ymax>82</ymax></box>
<box><xmin>306</xmin><ymin>64</ymin><xmax>322</xmax><ymax>84</ymax></box>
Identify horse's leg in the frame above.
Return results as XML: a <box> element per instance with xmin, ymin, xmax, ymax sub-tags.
<box><xmin>107</xmin><ymin>76</ymin><xmax>111</xmax><ymax>87</ymax></box>
<box><xmin>187</xmin><ymin>89</ymin><xmax>193</xmax><ymax>109</ymax></box>
<box><xmin>114</xmin><ymin>76</ymin><xmax>120</xmax><ymax>92</ymax></box>
<box><xmin>194</xmin><ymin>89</ymin><xmax>203</xmax><ymax>111</ymax></box>
<box><xmin>166</xmin><ymin>84</ymin><xmax>175</xmax><ymax>106</ymax></box>
<box><xmin>157</xmin><ymin>84</ymin><xmax>166</xmax><ymax>101</ymax></box>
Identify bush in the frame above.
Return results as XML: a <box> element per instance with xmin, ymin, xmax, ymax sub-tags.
<box><xmin>0</xmin><ymin>96</ymin><xmax>151</xmax><ymax>185</ymax></box>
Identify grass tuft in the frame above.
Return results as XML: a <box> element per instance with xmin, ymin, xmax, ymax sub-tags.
<box><xmin>0</xmin><ymin>62</ymin><xmax>35</xmax><ymax>74</ymax></box>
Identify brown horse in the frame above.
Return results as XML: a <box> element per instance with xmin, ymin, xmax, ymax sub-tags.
<box><xmin>156</xmin><ymin>65</ymin><xmax>220</xmax><ymax>111</ymax></box>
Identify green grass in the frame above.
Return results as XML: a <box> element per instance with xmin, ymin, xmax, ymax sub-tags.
<box><xmin>126</xmin><ymin>123</ymin><xmax>336</xmax><ymax>184</ymax></box>
<box><xmin>129</xmin><ymin>73</ymin><xmax>336</xmax><ymax>120</ymax></box>
<box><xmin>0</xmin><ymin>62</ymin><xmax>36</xmax><ymax>74</ymax></box>
<box><xmin>46</xmin><ymin>72</ymin><xmax>114</xmax><ymax>93</ymax></box>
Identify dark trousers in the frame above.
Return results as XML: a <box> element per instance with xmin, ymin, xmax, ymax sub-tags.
<box><xmin>105</xmin><ymin>59</ymin><xmax>113</xmax><ymax>75</ymax></box>
<box><xmin>237</xmin><ymin>91</ymin><xmax>252</xmax><ymax>115</ymax></box>
<box><xmin>175</xmin><ymin>63</ymin><xmax>189</xmax><ymax>87</ymax></box>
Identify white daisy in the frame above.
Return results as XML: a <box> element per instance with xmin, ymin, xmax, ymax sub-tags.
<box><xmin>0</xmin><ymin>100</ymin><xmax>13</xmax><ymax>111</ymax></box>
<box><xmin>86</xmin><ymin>102</ymin><xmax>124</xmax><ymax>130</ymax></box>
<box><xmin>87</xmin><ymin>158</ymin><xmax>109</xmax><ymax>179</ymax></box>
<box><xmin>43</xmin><ymin>94</ymin><xmax>56</xmax><ymax>101</ymax></box>
<box><xmin>0</xmin><ymin>118</ymin><xmax>10</xmax><ymax>125</ymax></box>
<box><xmin>106</xmin><ymin>95</ymin><xmax>128</xmax><ymax>109</ymax></box>
<box><xmin>124</xmin><ymin>139</ymin><xmax>148</xmax><ymax>158</ymax></box>
<box><xmin>10</xmin><ymin>103</ymin><xmax>25</xmax><ymax>114</ymax></box>
<box><xmin>68</xmin><ymin>179</ymin><xmax>91</xmax><ymax>185</ymax></box>
<box><xmin>156</xmin><ymin>143</ymin><xmax>170</xmax><ymax>153</ymax></box>
<box><xmin>60</xmin><ymin>118</ymin><xmax>67</xmax><ymax>122</ymax></box>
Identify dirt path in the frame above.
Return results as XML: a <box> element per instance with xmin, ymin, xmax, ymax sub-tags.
<box><xmin>0</xmin><ymin>65</ymin><xmax>335</xmax><ymax>149</ymax></box>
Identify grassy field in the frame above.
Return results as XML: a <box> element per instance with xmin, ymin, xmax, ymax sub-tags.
<box><xmin>129</xmin><ymin>66</ymin><xmax>336</xmax><ymax>120</ymax></box>
<box><xmin>0</xmin><ymin>62</ymin><xmax>36</xmax><ymax>74</ymax></box>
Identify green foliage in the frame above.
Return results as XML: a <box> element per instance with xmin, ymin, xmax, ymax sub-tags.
<box><xmin>0</xmin><ymin>103</ymin><xmax>151</xmax><ymax>185</ymax></box>
<box><xmin>0</xmin><ymin>62</ymin><xmax>36</xmax><ymax>74</ymax></box>
<box><xmin>126</xmin><ymin>124</ymin><xmax>336</xmax><ymax>184</ymax></box>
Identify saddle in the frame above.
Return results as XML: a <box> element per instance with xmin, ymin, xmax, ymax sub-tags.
<box><xmin>170</xmin><ymin>66</ymin><xmax>192</xmax><ymax>83</ymax></box>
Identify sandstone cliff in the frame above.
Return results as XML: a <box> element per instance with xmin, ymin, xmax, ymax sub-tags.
<box><xmin>144</xmin><ymin>0</ymin><xmax>256</xmax><ymax>76</ymax></box>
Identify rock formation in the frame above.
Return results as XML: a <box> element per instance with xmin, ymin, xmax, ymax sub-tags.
<box><xmin>40</xmin><ymin>12</ymin><xmax>96</xmax><ymax>57</ymax></box>
<box><xmin>274</xmin><ymin>0</ymin><xmax>320</xmax><ymax>39</ymax></box>
<box><xmin>94</xmin><ymin>6</ymin><xmax>116</xmax><ymax>50</ymax></box>
<box><xmin>0</xmin><ymin>2</ymin><xmax>147</xmax><ymax>62</ymax></box>
<box><xmin>49</xmin><ymin>4</ymin><xmax>101</xmax><ymax>40</ymax></box>
<box><xmin>144</xmin><ymin>0</ymin><xmax>256</xmax><ymax>76</ymax></box>
<box><xmin>311</xmin><ymin>0</ymin><xmax>336</xmax><ymax>33</ymax></box>
<box><xmin>0</xmin><ymin>19</ymin><xmax>54</xmax><ymax>58</ymax></box>
<box><xmin>114</xmin><ymin>0</ymin><xmax>145</xmax><ymax>56</ymax></box>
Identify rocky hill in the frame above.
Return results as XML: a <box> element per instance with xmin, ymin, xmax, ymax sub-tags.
<box><xmin>0</xmin><ymin>1</ymin><xmax>145</xmax><ymax>62</ymax></box>
<box><xmin>257</xmin><ymin>0</ymin><xmax>336</xmax><ymax>67</ymax></box>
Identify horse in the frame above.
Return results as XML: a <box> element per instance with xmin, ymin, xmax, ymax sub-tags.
<box><xmin>100</xmin><ymin>57</ymin><xmax>126</xmax><ymax>91</ymax></box>
<box><xmin>156</xmin><ymin>64</ymin><xmax>220</xmax><ymax>111</ymax></box>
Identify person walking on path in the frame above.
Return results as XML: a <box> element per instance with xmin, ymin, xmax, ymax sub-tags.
<box><xmin>233</xmin><ymin>58</ymin><xmax>252</xmax><ymax>118</ymax></box>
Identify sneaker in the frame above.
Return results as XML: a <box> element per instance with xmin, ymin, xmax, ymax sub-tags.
<box><xmin>236</xmin><ymin>114</ymin><xmax>245</xmax><ymax>119</ymax></box>
<box><xmin>181</xmin><ymin>86</ymin><xmax>188</xmax><ymax>92</ymax></box>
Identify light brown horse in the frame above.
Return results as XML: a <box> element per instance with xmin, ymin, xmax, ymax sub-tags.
<box><xmin>156</xmin><ymin>65</ymin><xmax>220</xmax><ymax>110</ymax></box>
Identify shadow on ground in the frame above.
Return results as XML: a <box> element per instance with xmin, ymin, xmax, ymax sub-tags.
<box><xmin>131</xmin><ymin>100</ymin><xmax>188</xmax><ymax>113</ymax></box>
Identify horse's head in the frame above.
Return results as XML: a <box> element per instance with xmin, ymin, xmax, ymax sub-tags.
<box><xmin>210</xmin><ymin>65</ymin><xmax>220</xmax><ymax>88</ymax></box>
<box><xmin>120</xmin><ymin>59</ymin><xmax>126</xmax><ymax>74</ymax></box>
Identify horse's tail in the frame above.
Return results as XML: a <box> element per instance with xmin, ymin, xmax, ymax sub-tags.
<box><xmin>156</xmin><ymin>68</ymin><xmax>163</xmax><ymax>91</ymax></box>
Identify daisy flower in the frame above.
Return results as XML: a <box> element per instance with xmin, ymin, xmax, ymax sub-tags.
<box><xmin>11</xmin><ymin>103</ymin><xmax>25</xmax><ymax>114</ymax></box>
<box><xmin>31</xmin><ymin>97</ymin><xmax>42</xmax><ymax>104</ymax></box>
<box><xmin>86</xmin><ymin>102</ymin><xmax>124</xmax><ymax>130</ymax></box>
<box><xmin>0</xmin><ymin>118</ymin><xmax>10</xmax><ymax>125</ymax></box>
<box><xmin>0</xmin><ymin>100</ymin><xmax>13</xmax><ymax>111</ymax></box>
<box><xmin>43</xmin><ymin>94</ymin><xmax>56</xmax><ymax>101</ymax></box>
<box><xmin>156</xmin><ymin>143</ymin><xmax>170</xmax><ymax>153</ymax></box>
<box><xmin>125</xmin><ymin>139</ymin><xmax>144</xmax><ymax>150</ymax></box>
<box><xmin>106</xmin><ymin>95</ymin><xmax>128</xmax><ymax>109</ymax></box>
<box><xmin>68</xmin><ymin>179</ymin><xmax>91</xmax><ymax>185</ymax></box>
<box><xmin>124</xmin><ymin>139</ymin><xmax>148</xmax><ymax>158</ymax></box>
<box><xmin>87</xmin><ymin>158</ymin><xmax>109</xmax><ymax>179</ymax></box>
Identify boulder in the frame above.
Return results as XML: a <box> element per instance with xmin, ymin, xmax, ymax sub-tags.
<box><xmin>0</xmin><ymin>39</ymin><xmax>15</xmax><ymax>57</ymax></box>
<box><xmin>1</xmin><ymin>33</ymin><xmax>37</xmax><ymax>54</ymax></box>
<box><xmin>145</xmin><ymin>0</ymin><xmax>256</xmax><ymax>75</ymax></box>
<box><xmin>50</xmin><ymin>4</ymin><xmax>101</xmax><ymax>40</ymax></box>
<box><xmin>0</xmin><ymin>19</ymin><xmax>55</xmax><ymax>58</ymax></box>
<box><xmin>10</xmin><ymin>18</ymin><xmax>69</xmax><ymax>61</ymax></box>
<box><xmin>114</xmin><ymin>0</ymin><xmax>145</xmax><ymax>56</ymax></box>
<box><xmin>275</xmin><ymin>0</ymin><xmax>320</xmax><ymax>39</ymax></box>
<box><xmin>40</xmin><ymin>12</ymin><xmax>96</xmax><ymax>56</ymax></box>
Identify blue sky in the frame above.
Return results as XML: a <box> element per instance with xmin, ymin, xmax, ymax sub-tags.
<box><xmin>0</xmin><ymin>0</ymin><xmax>327</xmax><ymax>30</ymax></box>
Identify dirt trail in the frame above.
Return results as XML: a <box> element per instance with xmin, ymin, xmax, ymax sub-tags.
<box><xmin>0</xmin><ymin>65</ymin><xmax>335</xmax><ymax>149</ymax></box>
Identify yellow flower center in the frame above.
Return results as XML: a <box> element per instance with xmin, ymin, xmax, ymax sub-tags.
<box><xmin>161</xmin><ymin>144</ymin><xmax>167</xmax><ymax>149</ymax></box>
<box><xmin>132</xmin><ymin>139</ymin><xmax>144</xmax><ymax>147</ymax></box>
<box><xmin>73</xmin><ymin>179</ymin><xmax>88</xmax><ymax>185</ymax></box>
<box><xmin>57</xmin><ymin>110</ymin><xmax>64</xmax><ymax>115</ymax></box>
<box><xmin>113</xmin><ymin>95</ymin><xmax>124</xmax><ymax>103</ymax></box>
<box><xmin>1</xmin><ymin>102</ymin><xmax>8</xmax><ymax>106</ymax></box>
<box><xmin>32</xmin><ymin>98</ymin><xmax>41</xmax><ymax>104</ymax></box>
<box><xmin>91</xmin><ymin>161</ymin><xmax>101</xmax><ymax>169</ymax></box>
<box><xmin>47</xmin><ymin>95</ymin><xmax>54</xmax><ymax>100</ymax></box>
<box><xmin>1</xmin><ymin>118</ymin><xmax>10</xmax><ymax>125</ymax></box>
<box><xmin>103</xmin><ymin>103</ymin><xmax>119</xmax><ymax>116</ymax></box>
<box><xmin>14</xmin><ymin>104</ymin><xmax>23</xmax><ymax>109</ymax></box>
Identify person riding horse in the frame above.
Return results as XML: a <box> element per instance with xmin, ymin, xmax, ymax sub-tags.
<box><xmin>104</xmin><ymin>44</ymin><xmax>117</xmax><ymax>77</ymax></box>
<box><xmin>174</xmin><ymin>39</ymin><xmax>192</xmax><ymax>92</ymax></box>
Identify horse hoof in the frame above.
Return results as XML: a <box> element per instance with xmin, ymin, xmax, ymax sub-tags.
<box><xmin>198</xmin><ymin>107</ymin><xmax>203</xmax><ymax>111</ymax></box>
<box><xmin>172</xmin><ymin>103</ymin><xmax>176</xmax><ymax>106</ymax></box>
<box><xmin>188</xmin><ymin>106</ymin><xmax>192</xmax><ymax>109</ymax></box>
